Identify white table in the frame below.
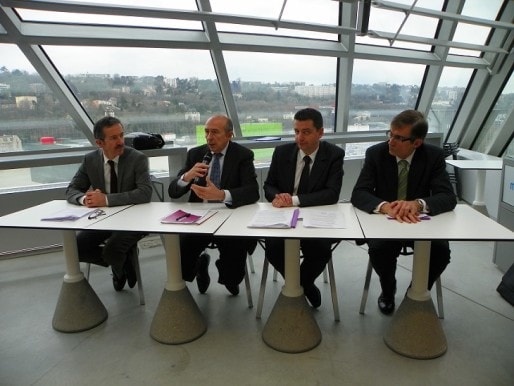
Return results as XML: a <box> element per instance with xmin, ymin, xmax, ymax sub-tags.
<box><xmin>215</xmin><ymin>202</ymin><xmax>364</xmax><ymax>353</ymax></box>
<box><xmin>355</xmin><ymin>204</ymin><xmax>514</xmax><ymax>359</ymax></box>
<box><xmin>89</xmin><ymin>202</ymin><xmax>231</xmax><ymax>344</ymax></box>
<box><xmin>0</xmin><ymin>200</ymin><xmax>131</xmax><ymax>332</ymax></box>
<box><xmin>446</xmin><ymin>159</ymin><xmax>503</xmax><ymax>215</ymax></box>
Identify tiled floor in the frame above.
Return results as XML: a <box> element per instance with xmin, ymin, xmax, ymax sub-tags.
<box><xmin>1</xmin><ymin>234</ymin><xmax>513</xmax><ymax>385</ymax></box>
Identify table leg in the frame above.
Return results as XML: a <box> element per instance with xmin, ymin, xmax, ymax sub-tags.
<box><xmin>472</xmin><ymin>170</ymin><xmax>488</xmax><ymax>215</ymax></box>
<box><xmin>262</xmin><ymin>238</ymin><xmax>321</xmax><ymax>353</ymax></box>
<box><xmin>150</xmin><ymin>234</ymin><xmax>207</xmax><ymax>344</ymax></box>
<box><xmin>52</xmin><ymin>230</ymin><xmax>108</xmax><ymax>332</ymax></box>
<box><xmin>384</xmin><ymin>240</ymin><xmax>447</xmax><ymax>359</ymax></box>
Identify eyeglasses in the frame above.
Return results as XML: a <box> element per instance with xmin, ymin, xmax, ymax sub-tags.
<box><xmin>387</xmin><ymin>130</ymin><xmax>414</xmax><ymax>143</ymax></box>
<box><xmin>88</xmin><ymin>209</ymin><xmax>106</xmax><ymax>220</ymax></box>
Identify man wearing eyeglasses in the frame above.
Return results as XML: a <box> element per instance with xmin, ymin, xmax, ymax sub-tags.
<box><xmin>66</xmin><ymin>116</ymin><xmax>153</xmax><ymax>292</ymax></box>
<box><xmin>351</xmin><ymin>109</ymin><xmax>456</xmax><ymax>315</ymax></box>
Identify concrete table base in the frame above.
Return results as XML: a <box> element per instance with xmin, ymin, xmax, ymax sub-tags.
<box><xmin>384</xmin><ymin>296</ymin><xmax>447</xmax><ymax>359</ymax></box>
<box><xmin>52</xmin><ymin>279</ymin><xmax>108</xmax><ymax>333</ymax></box>
<box><xmin>262</xmin><ymin>293</ymin><xmax>321</xmax><ymax>353</ymax></box>
<box><xmin>150</xmin><ymin>287</ymin><xmax>207</xmax><ymax>345</ymax></box>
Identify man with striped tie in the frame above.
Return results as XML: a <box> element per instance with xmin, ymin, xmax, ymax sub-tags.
<box><xmin>351</xmin><ymin>110</ymin><xmax>456</xmax><ymax>315</ymax></box>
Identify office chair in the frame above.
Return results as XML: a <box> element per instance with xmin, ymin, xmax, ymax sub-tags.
<box><xmin>358</xmin><ymin>245</ymin><xmax>444</xmax><ymax>319</ymax></box>
<box><xmin>255</xmin><ymin>240</ymin><xmax>341</xmax><ymax>321</ymax></box>
<box><xmin>84</xmin><ymin>244</ymin><xmax>145</xmax><ymax>305</ymax></box>
<box><xmin>443</xmin><ymin>142</ymin><xmax>461</xmax><ymax>200</ymax></box>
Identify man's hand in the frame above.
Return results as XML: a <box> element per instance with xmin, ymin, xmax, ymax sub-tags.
<box><xmin>382</xmin><ymin>200</ymin><xmax>421</xmax><ymax>223</ymax></box>
<box><xmin>272</xmin><ymin>193</ymin><xmax>293</xmax><ymax>207</ymax></box>
<box><xmin>183</xmin><ymin>162</ymin><xmax>210</xmax><ymax>183</ymax></box>
<box><xmin>190</xmin><ymin>176</ymin><xmax>225</xmax><ymax>201</ymax></box>
<box><xmin>85</xmin><ymin>189</ymin><xmax>107</xmax><ymax>208</ymax></box>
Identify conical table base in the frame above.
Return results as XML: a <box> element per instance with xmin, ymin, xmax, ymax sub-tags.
<box><xmin>52</xmin><ymin>279</ymin><xmax>108</xmax><ymax>332</ymax></box>
<box><xmin>150</xmin><ymin>287</ymin><xmax>207</xmax><ymax>344</ymax></box>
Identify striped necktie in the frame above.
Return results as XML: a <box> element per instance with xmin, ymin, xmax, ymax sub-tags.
<box><xmin>397</xmin><ymin>159</ymin><xmax>408</xmax><ymax>200</ymax></box>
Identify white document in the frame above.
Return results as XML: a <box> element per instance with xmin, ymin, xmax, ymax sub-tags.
<box><xmin>248</xmin><ymin>208</ymin><xmax>299</xmax><ymax>228</ymax></box>
<box><xmin>41</xmin><ymin>207</ymin><xmax>96</xmax><ymax>221</ymax></box>
<box><xmin>302</xmin><ymin>208</ymin><xmax>346</xmax><ymax>228</ymax></box>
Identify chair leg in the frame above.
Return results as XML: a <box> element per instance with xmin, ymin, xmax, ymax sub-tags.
<box><xmin>327</xmin><ymin>259</ymin><xmax>340</xmax><ymax>322</ymax></box>
<box><xmin>435</xmin><ymin>276</ymin><xmax>444</xmax><ymax>319</ymax></box>
<box><xmin>256</xmin><ymin>258</ymin><xmax>270</xmax><ymax>319</ymax></box>
<box><xmin>85</xmin><ymin>263</ymin><xmax>91</xmax><ymax>281</ymax></box>
<box><xmin>244</xmin><ymin>260</ymin><xmax>253</xmax><ymax>308</ymax></box>
<box><xmin>359</xmin><ymin>259</ymin><xmax>373</xmax><ymax>314</ymax></box>
<box><xmin>247</xmin><ymin>253</ymin><xmax>255</xmax><ymax>274</ymax></box>
<box><xmin>131</xmin><ymin>247</ymin><xmax>145</xmax><ymax>306</ymax></box>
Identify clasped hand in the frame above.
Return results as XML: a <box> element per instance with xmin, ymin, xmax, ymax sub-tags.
<box><xmin>272</xmin><ymin>193</ymin><xmax>293</xmax><ymax>207</ymax></box>
<box><xmin>383</xmin><ymin>200</ymin><xmax>421</xmax><ymax>223</ymax></box>
<box><xmin>85</xmin><ymin>189</ymin><xmax>107</xmax><ymax>208</ymax></box>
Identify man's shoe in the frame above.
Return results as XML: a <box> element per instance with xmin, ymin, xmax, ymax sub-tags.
<box><xmin>112</xmin><ymin>268</ymin><xmax>127</xmax><ymax>291</ymax></box>
<box><xmin>378</xmin><ymin>293</ymin><xmax>395</xmax><ymax>315</ymax></box>
<box><xmin>304</xmin><ymin>284</ymin><xmax>322</xmax><ymax>308</ymax></box>
<box><xmin>196</xmin><ymin>253</ymin><xmax>211</xmax><ymax>294</ymax></box>
<box><xmin>225</xmin><ymin>285</ymin><xmax>239</xmax><ymax>296</ymax></box>
<box><xmin>124</xmin><ymin>250</ymin><xmax>137</xmax><ymax>289</ymax></box>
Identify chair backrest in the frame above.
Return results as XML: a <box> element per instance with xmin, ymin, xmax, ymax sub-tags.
<box><xmin>443</xmin><ymin>142</ymin><xmax>459</xmax><ymax>160</ymax></box>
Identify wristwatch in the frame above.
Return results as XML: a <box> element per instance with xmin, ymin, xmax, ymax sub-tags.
<box><xmin>416</xmin><ymin>199</ymin><xmax>424</xmax><ymax>213</ymax></box>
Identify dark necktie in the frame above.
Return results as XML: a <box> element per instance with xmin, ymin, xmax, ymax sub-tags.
<box><xmin>210</xmin><ymin>153</ymin><xmax>222</xmax><ymax>188</ymax></box>
<box><xmin>108</xmin><ymin>160</ymin><xmax>118</xmax><ymax>193</ymax></box>
<box><xmin>297</xmin><ymin>155</ymin><xmax>311</xmax><ymax>194</ymax></box>
<box><xmin>397</xmin><ymin>159</ymin><xmax>408</xmax><ymax>200</ymax></box>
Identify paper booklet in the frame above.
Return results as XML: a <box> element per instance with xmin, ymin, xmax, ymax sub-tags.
<box><xmin>161</xmin><ymin>209</ymin><xmax>217</xmax><ymax>225</ymax></box>
<box><xmin>248</xmin><ymin>208</ymin><xmax>299</xmax><ymax>229</ymax></box>
<box><xmin>301</xmin><ymin>208</ymin><xmax>346</xmax><ymax>228</ymax></box>
<box><xmin>41</xmin><ymin>207</ymin><xmax>96</xmax><ymax>221</ymax></box>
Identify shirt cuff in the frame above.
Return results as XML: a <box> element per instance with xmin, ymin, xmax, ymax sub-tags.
<box><xmin>375</xmin><ymin>201</ymin><xmax>388</xmax><ymax>214</ymax></box>
<box><xmin>223</xmin><ymin>190</ymin><xmax>233</xmax><ymax>205</ymax></box>
<box><xmin>292</xmin><ymin>195</ymin><xmax>300</xmax><ymax>207</ymax></box>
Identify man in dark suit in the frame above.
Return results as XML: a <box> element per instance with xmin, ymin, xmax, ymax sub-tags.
<box><xmin>351</xmin><ymin>109</ymin><xmax>456</xmax><ymax>315</ymax></box>
<box><xmin>66</xmin><ymin>116</ymin><xmax>153</xmax><ymax>291</ymax></box>
<box><xmin>168</xmin><ymin>115</ymin><xmax>259</xmax><ymax>295</ymax></box>
<box><xmin>263</xmin><ymin>108</ymin><xmax>345</xmax><ymax>308</ymax></box>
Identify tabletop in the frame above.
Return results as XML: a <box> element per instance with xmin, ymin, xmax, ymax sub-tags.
<box><xmin>445</xmin><ymin>159</ymin><xmax>503</xmax><ymax>170</ymax></box>
<box><xmin>354</xmin><ymin>204</ymin><xmax>514</xmax><ymax>241</ymax></box>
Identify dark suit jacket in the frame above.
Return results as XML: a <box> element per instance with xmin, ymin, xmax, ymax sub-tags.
<box><xmin>264</xmin><ymin>141</ymin><xmax>345</xmax><ymax>207</ymax></box>
<box><xmin>66</xmin><ymin>147</ymin><xmax>153</xmax><ymax>206</ymax></box>
<box><xmin>168</xmin><ymin>141</ymin><xmax>259</xmax><ymax>208</ymax></box>
<box><xmin>351</xmin><ymin>141</ymin><xmax>456</xmax><ymax>215</ymax></box>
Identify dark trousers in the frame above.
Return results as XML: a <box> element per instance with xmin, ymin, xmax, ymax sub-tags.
<box><xmin>76</xmin><ymin>230</ymin><xmax>146</xmax><ymax>273</ymax></box>
<box><xmin>367</xmin><ymin>239</ymin><xmax>451</xmax><ymax>297</ymax></box>
<box><xmin>180</xmin><ymin>234</ymin><xmax>253</xmax><ymax>286</ymax></box>
<box><xmin>265</xmin><ymin>238</ymin><xmax>333</xmax><ymax>289</ymax></box>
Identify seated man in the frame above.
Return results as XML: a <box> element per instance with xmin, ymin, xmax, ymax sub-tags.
<box><xmin>66</xmin><ymin>116</ymin><xmax>153</xmax><ymax>291</ymax></box>
<box><xmin>263</xmin><ymin>108</ymin><xmax>345</xmax><ymax>308</ymax></box>
<box><xmin>351</xmin><ymin>109</ymin><xmax>457</xmax><ymax>315</ymax></box>
<box><xmin>168</xmin><ymin>114</ymin><xmax>259</xmax><ymax>295</ymax></box>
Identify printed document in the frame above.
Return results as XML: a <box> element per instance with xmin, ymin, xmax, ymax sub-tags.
<box><xmin>248</xmin><ymin>208</ymin><xmax>299</xmax><ymax>228</ymax></box>
<box><xmin>302</xmin><ymin>208</ymin><xmax>346</xmax><ymax>228</ymax></box>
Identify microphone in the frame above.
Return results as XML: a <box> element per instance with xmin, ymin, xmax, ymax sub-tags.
<box><xmin>193</xmin><ymin>152</ymin><xmax>213</xmax><ymax>186</ymax></box>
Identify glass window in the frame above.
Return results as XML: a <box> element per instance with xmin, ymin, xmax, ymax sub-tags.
<box><xmin>212</xmin><ymin>0</ymin><xmax>339</xmax><ymax>40</ymax></box>
<box><xmin>474</xmin><ymin>73</ymin><xmax>514</xmax><ymax>154</ymax></box>
<box><xmin>428</xmin><ymin>66</ymin><xmax>473</xmax><ymax>137</ymax></box>
<box><xmin>45</xmin><ymin>46</ymin><xmax>225</xmax><ymax>148</ymax></box>
<box><xmin>16</xmin><ymin>0</ymin><xmax>201</xmax><ymax>30</ymax></box>
<box><xmin>347</xmin><ymin>59</ymin><xmax>425</xmax><ymax>157</ymax></box>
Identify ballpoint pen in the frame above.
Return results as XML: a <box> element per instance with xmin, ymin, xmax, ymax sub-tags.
<box><xmin>176</xmin><ymin>213</ymin><xmax>191</xmax><ymax>222</ymax></box>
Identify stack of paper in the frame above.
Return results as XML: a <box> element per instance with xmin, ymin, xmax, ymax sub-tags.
<box><xmin>248</xmin><ymin>208</ymin><xmax>299</xmax><ymax>228</ymax></box>
<box><xmin>301</xmin><ymin>208</ymin><xmax>346</xmax><ymax>228</ymax></box>
<box><xmin>161</xmin><ymin>209</ymin><xmax>217</xmax><ymax>225</ymax></box>
<box><xmin>41</xmin><ymin>207</ymin><xmax>96</xmax><ymax>221</ymax></box>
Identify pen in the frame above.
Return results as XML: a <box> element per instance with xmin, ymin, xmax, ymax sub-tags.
<box><xmin>176</xmin><ymin>213</ymin><xmax>191</xmax><ymax>222</ymax></box>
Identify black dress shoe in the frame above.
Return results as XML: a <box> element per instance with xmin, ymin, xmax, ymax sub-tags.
<box><xmin>196</xmin><ymin>253</ymin><xmax>211</xmax><ymax>294</ymax></box>
<box><xmin>378</xmin><ymin>293</ymin><xmax>395</xmax><ymax>315</ymax></box>
<box><xmin>112</xmin><ymin>268</ymin><xmax>127</xmax><ymax>291</ymax></box>
<box><xmin>124</xmin><ymin>251</ymin><xmax>137</xmax><ymax>289</ymax></box>
<box><xmin>225</xmin><ymin>284</ymin><xmax>239</xmax><ymax>296</ymax></box>
<box><xmin>304</xmin><ymin>284</ymin><xmax>322</xmax><ymax>308</ymax></box>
